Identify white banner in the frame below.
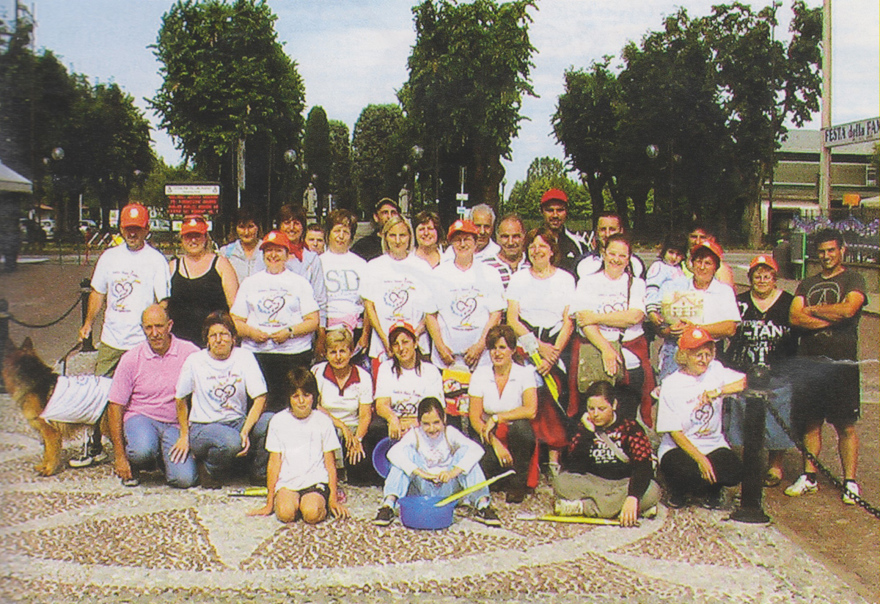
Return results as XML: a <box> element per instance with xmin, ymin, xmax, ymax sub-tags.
<box><xmin>823</xmin><ymin>117</ymin><xmax>880</xmax><ymax>147</ymax></box>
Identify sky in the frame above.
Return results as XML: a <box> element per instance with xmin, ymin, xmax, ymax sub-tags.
<box><xmin>2</xmin><ymin>0</ymin><xmax>878</xmax><ymax>190</ymax></box>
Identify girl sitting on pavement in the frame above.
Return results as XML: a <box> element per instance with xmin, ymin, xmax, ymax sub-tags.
<box><xmin>373</xmin><ymin>397</ymin><xmax>501</xmax><ymax>527</ymax></box>
<box><xmin>247</xmin><ymin>367</ymin><xmax>349</xmax><ymax>524</ymax></box>
<box><xmin>553</xmin><ymin>381</ymin><xmax>660</xmax><ymax>526</ymax></box>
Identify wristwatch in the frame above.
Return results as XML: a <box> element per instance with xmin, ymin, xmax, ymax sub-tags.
<box><xmin>491</xmin><ymin>414</ymin><xmax>499</xmax><ymax>424</ymax></box>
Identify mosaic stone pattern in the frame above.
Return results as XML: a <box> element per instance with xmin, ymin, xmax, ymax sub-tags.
<box><xmin>0</xmin><ymin>491</ymin><xmax>122</xmax><ymax>528</ymax></box>
<box><xmin>611</xmin><ymin>507</ymin><xmax>749</xmax><ymax>568</ymax></box>
<box><xmin>0</xmin><ymin>508</ymin><xmax>225</xmax><ymax>571</ymax></box>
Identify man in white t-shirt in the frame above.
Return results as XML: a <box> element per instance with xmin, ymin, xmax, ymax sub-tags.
<box><xmin>77</xmin><ymin>203</ymin><xmax>171</xmax><ymax>467</ymax></box>
<box><xmin>426</xmin><ymin>220</ymin><xmax>505</xmax><ymax>371</ymax></box>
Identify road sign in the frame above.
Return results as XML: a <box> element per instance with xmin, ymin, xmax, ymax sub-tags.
<box><xmin>823</xmin><ymin>117</ymin><xmax>880</xmax><ymax>148</ymax></box>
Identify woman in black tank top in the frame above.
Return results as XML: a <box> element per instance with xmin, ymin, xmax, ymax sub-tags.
<box><xmin>167</xmin><ymin>216</ymin><xmax>239</xmax><ymax>347</ymax></box>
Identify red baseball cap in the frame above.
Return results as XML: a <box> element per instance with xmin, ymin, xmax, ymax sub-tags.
<box><xmin>690</xmin><ymin>240</ymin><xmax>724</xmax><ymax>262</ymax></box>
<box><xmin>120</xmin><ymin>203</ymin><xmax>149</xmax><ymax>229</ymax></box>
<box><xmin>447</xmin><ymin>219</ymin><xmax>479</xmax><ymax>241</ymax></box>
<box><xmin>540</xmin><ymin>188</ymin><xmax>568</xmax><ymax>206</ymax></box>
<box><xmin>678</xmin><ymin>325</ymin><xmax>715</xmax><ymax>350</ymax></box>
<box><xmin>259</xmin><ymin>230</ymin><xmax>292</xmax><ymax>252</ymax></box>
<box><xmin>388</xmin><ymin>321</ymin><xmax>417</xmax><ymax>341</ymax></box>
<box><xmin>180</xmin><ymin>215</ymin><xmax>208</xmax><ymax>236</ymax></box>
<box><xmin>749</xmin><ymin>254</ymin><xmax>779</xmax><ymax>274</ymax></box>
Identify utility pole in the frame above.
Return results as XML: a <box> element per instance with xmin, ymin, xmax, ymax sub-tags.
<box><xmin>818</xmin><ymin>0</ymin><xmax>832</xmax><ymax>216</ymax></box>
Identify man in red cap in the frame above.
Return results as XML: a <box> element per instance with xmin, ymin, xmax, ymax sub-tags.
<box><xmin>76</xmin><ymin>202</ymin><xmax>171</xmax><ymax>467</ymax></box>
<box><xmin>539</xmin><ymin>188</ymin><xmax>587</xmax><ymax>276</ymax></box>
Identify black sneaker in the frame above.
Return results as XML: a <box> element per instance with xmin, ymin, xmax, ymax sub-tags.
<box><xmin>69</xmin><ymin>439</ymin><xmax>107</xmax><ymax>468</ymax></box>
<box><xmin>474</xmin><ymin>506</ymin><xmax>501</xmax><ymax>527</ymax></box>
<box><xmin>197</xmin><ymin>462</ymin><xmax>222</xmax><ymax>490</ymax></box>
<box><xmin>373</xmin><ymin>506</ymin><xmax>394</xmax><ymax>526</ymax></box>
<box><xmin>665</xmin><ymin>491</ymin><xmax>687</xmax><ymax>509</ymax></box>
<box><xmin>701</xmin><ymin>488</ymin><xmax>724</xmax><ymax>510</ymax></box>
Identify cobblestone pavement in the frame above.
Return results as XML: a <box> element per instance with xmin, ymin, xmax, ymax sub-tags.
<box><xmin>0</xmin><ymin>392</ymin><xmax>868</xmax><ymax>604</ymax></box>
<box><xmin>1</xmin><ymin>257</ymin><xmax>877</xmax><ymax>603</ymax></box>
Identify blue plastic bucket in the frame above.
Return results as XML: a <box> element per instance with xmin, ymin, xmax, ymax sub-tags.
<box><xmin>372</xmin><ymin>437</ymin><xmax>394</xmax><ymax>478</ymax></box>
<box><xmin>398</xmin><ymin>495</ymin><xmax>454</xmax><ymax>530</ymax></box>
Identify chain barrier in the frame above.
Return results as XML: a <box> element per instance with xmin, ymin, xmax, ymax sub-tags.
<box><xmin>5</xmin><ymin>296</ymin><xmax>81</xmax><ymax>329</ymax></box>
<box><xmin>762</xmin><ymin>392</ymin><xmax>880</xmax><ymax>520</ymax></box>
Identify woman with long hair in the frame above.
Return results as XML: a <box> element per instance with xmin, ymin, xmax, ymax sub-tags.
<box><xmin>167</xmin><ymin>215</ymin><xmax>238</xmax><ymax>347</ymax></box>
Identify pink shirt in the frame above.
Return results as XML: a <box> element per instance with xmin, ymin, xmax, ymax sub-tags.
<box><xmin>108</xmin><ymin>336</ymin><xmax>199</xmax><ymax>423</ymax></box>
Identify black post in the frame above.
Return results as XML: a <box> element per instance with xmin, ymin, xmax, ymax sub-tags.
<box><xmin>79</xmin><ymin>279</ymin><xmax>95</xmax><ymax>352</ymax></box>
<box><xmin>730</xmin><ymin>388</ymin><xmax>771</xmax><ymax>524</ymax></box>
<box><xmin>0</xmin><ymin>299</ymin><xmax>8</xmax><ymax>393</ymax></box>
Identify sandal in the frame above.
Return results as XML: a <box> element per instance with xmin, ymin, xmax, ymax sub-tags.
<box><xmin>763</xmin><ymin>471</ymin><xmax>782</xmax><ymax>488</ymax></box>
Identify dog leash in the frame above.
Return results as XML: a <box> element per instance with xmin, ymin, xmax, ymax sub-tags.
<box><xmin>57</xmin><ymin>342</ymin><xmax>84</xmax><ymax>377</ymax></box>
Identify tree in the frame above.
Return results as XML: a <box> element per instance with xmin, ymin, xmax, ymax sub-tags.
<box><xmin>328</xmin><ymin>120</ymin><xmax>355</xmax><ymax>212</ymax></box>
<box><xmin>303</xmin><ymin>106</ymin><xmax>331</xmax><ymax>210</ymax></box>
<box><xmin>150</xmin><ymin>0</ymin><xmax>306</xmax><ymax>231</ymax></box>
<box><xmin>399</xmin><ymin>0</ymin><xmax>537</xmax><ymax>224</ymax></box>
<box><xmin>553</xmin><ymin>1</ymin><xmax>821</xmax><ymax>245</ymax></box>
<box><xmin>1</xmin><ymin>7</ymin><xmax>152</xmax><ymax>235</ymax></box>
<box><xmin>351</xmin><ymin>104</ymin><xmax>407</xmax><ymax>216</ymax></box>
<box><xmin>506</xmin><ymin>157</ymin><xmax>591</xmax><ymax>221</ymax></box>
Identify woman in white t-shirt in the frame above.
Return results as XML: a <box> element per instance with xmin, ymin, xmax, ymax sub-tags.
<box><xmin>468</xmin><ymin>325</ymin><xmax>537</xmax><ymax>503</ymax></box>
<box><xmin>571</xmin><ymin>234</ymin><xmax>650</xmax><ymax>422</ymax></box>
<box><xmin>507</xmin><ymin>226</ymin><xmax>575</xmax><ymax>465</ymax></box>
<box><xmin>362</xmin><ymin>216</ymin><xmax>431</xmax><ymax>369</ymax></box>
<box><xmin>656</xmin><ymin>325</ymin><xmax>746</xmax><ymax>509</ymax></box>
<box><xmin>312</xmin><ymin>328</ymin><xmax>380</xmax><ymax>485</ymax></box>
<box><xmin>320</xmin><ymin>210</ymin><xmax>371</xmax><ymax>356</ymax></box>
<box><xmin>175</xmin><ymin>312</ymin><xmax>268</xmax><ymax>488</ymax></box>
<box><xmin>374</xmin><ymin>322</ymin><xmax>444</xmax><ymax>439</ymax></box>
<box><xmin>230</xmin><ymin>231</ymin><xmax>320</xmax><ymax>414</ymax></box>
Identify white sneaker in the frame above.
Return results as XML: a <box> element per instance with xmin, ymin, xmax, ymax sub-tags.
<box><xmin>642</xmin><ymin>505</ymin><xmax>658</xmax><ymax>519</ymax></box>
<box><xmin>553</xmin><ymin>499</ymin><xmax>583</xmax><ymax>516</ymax></box>
<box><xmin>784</xmin><ymin>475</ymin><xmax>818</xmax><ymax>497</ymax></box>
<box><xmin>842</xmin><ymin>482</ymin><xmax>860</xmax><ymax>505</ymax></box>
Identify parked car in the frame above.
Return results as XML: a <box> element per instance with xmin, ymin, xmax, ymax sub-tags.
<box><xmin>78</xmin><ymin>219</ymin><xmax>98</xmax><ymax>235</ymax></box>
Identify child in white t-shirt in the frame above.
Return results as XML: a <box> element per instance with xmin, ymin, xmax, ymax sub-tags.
<box><xmin>372</xmin><ymin>397</ymin><xmax>501</xmax><ymax>528</ymax></box>
<box><xmin>247</xmin><ymin>367</ymin><xmax>349</xmax><ymax>524</ymax></box>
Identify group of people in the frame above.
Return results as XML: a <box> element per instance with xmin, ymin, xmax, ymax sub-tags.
<box><xmin>71</xmin><ymin>190</ymin><xmax>866</xmax><ymax>527</ymax></box>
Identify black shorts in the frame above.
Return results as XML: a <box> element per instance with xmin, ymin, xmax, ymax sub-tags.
<box><xmin>790</xmin><ymin>357</ymin><xmax>860</xmax><ymax>428</ymax></box>
<box><xmin>296</xmin><ymin>482</ymin><xmax>329</xmax><ymax>502</ymax></box>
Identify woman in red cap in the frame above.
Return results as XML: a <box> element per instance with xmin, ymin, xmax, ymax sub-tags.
<box><xmin>374</xmin><ymin>322</ymin><xmax>444</xmax><ymax>440</ymax></box>
<box><xmin>167</xmin><ymin>215</ymin><xmax>238</xmax><ymax>347</ymax></box>
<box><xmin>656</xmin><ymin>325</ymin><xmax>746</xmax><ymax>508</ymax></box>
<box><xmin>230</xmin><ymin>230</ymin><xmax>321</xmax><ymax>477</ymax></box>
<box><xmin>721</xmin><ymin>254</ymin><xmax>797</xmax><ymax>487</ymax></box>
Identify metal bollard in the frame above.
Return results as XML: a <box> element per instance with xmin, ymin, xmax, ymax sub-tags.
<box><xmin>79</xmin><ymin>279</ymin><xmax>95</xmax><ymax>352</ymax></box>
<box><xmin>730</xmin><ymin>365</ymin><xmax>771</xmax><ymax>524</ymax></box>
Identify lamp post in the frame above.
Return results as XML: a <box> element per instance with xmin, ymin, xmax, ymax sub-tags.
<box><xmin>646</xmin><ymin>143</ymin><xmax>677</xmax><ymax>232</ymax></box>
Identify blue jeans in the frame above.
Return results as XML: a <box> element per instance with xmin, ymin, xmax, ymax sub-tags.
<box><xmin>190</xmin><ymin>413</ymin><xmax>273</xmax><ymax>479</ymax></box>
<box><xmin>383</xmin><ymin>446</ymin><xmax>489</xmax><ymax>507</ymax></box>
<box><xmin>124</xmin><ymin>414</ymin><xmax>197</xmax><ymax>488</ymax></box>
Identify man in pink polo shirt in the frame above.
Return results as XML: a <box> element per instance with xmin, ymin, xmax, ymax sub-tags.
<box><xmin>107</xmin><ymin>304</ymin><xmax>199</xmax><ymax>487</ymax></box>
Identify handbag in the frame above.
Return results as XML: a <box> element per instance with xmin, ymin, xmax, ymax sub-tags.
<box><xmin>576</xmin><ymin>336</ymin><xmax>625</xmax><ymax>393</ymax></box>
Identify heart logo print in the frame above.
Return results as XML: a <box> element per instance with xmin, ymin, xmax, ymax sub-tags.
<box><xmin>213</xmin><ymin>383</ymin><xmax>238</xmax><ymax>409</ymax></box>
<box><xmin>111</xmin><ymin>280</ymin><xmax>135</xmax><ymax>310</ymax></box>
<box><xmin>452</xmin><ymin>295</ymin><xmax>478</xmax><ymax>325</ymax></box>
<box><xmin>385</xmin><ymin>288</ymin><xmax>410</xmax><ymax>315</ymax></box>
<box><xmin>260</xmin><ymin>295</ymin><xmax>286</xmax><ymax>323</ymax></box>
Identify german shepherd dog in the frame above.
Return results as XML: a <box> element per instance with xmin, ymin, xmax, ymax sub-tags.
<box><xmin>2</xmin><ymin>338</ymin><xmax>111</xmax><ymax>476</ymax></box>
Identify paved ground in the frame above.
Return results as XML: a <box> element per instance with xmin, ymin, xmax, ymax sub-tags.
<box><xmin>0</xmin><ymin>254</ymin><xmax>877</xmax><ymax>603</ymax></box>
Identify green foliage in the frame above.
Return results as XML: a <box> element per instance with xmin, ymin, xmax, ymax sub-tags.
<box><xmin>505</xmin><ymin>157</ymin><xmax>590</xmax><ymax>220</ymax></box>
<box><xmin>553</xmin><ymin>1</ymin><xmax>821</xmax><ymax>245</ymax></box>
<box><xmin>1</xmin><ymin>6</ymin><xmax>153</xmax><ymax>234</ymax></box>
<box><xmin>303</xmin><ymin>106</ymin><xmax>331</xmax><ymax>203</ymax></box>
<box><xmin>399</xmin><ymin>0</ymin><xmax>536</xmax><ymax>222</ymax></box>
<box><xmin>351</xmin><ymin>104</ymin><xmax>408</xmax><ymax>217</ymax></box>
<box><xmin>150</xmin><ymin>0</ymin><xmax>306</xmax><ymax>228</ymax></box>
<box><xmin>328</xmin><ymin>120</ymin><xmax>355</xmax><ymax>212</ymax></box>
